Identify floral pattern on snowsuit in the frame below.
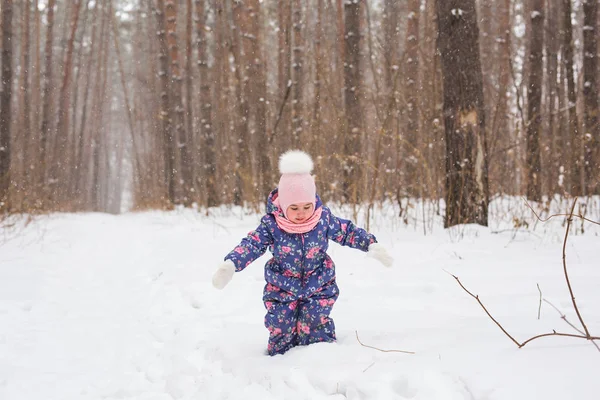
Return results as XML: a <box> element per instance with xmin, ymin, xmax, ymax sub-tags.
<box><xmin>225</xmin><ymin>189</ymin><xmax>377</xmax><ymax>355</ymax></box>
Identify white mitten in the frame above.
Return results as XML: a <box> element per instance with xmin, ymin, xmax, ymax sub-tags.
<box><xmin>212</xmin><ymin>260</ymin><xmax>236</xmax><ymax>289</ymax></box>
<box><xmin>367</xmin><ymin>243</ymin><xmax>394</xmax><ymax>267</ymax></box>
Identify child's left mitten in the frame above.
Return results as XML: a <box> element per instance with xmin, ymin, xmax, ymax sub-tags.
<box><xmin>212</xmin><ymin>260</ymin><xmax>236</xmax><ymax>289</ymax></box>
<box><xmin>367</xmin><ymin>243</ymin><xmax>394</xmax><ymax>267</ymax></box>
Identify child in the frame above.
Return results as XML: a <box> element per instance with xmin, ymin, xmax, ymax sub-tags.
<box><xmin>212</xmin><ymin>150</ymin><xmax>393</xmax><ymax>356</ymax></box>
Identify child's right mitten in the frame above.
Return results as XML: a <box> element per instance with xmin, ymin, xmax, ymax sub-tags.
<box><xmin>367</xmin><ymin>243</ymin><xmax>394</xmax><ymax>267</ymax></box>
<box><xmin>212</xmin><ymin>260</ymin><xmax>236</xmax><ymax>289</ymax></box>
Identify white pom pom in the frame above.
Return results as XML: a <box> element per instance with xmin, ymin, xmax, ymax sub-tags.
<box><xmin>279</xmin><ymin>150</ymin><xmax>314</xmax><ymax>174</ymax></box>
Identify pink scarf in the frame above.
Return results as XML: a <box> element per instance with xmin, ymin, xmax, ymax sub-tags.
<box><xmin>273</xmin><ymin>198</ymin><xmax>322</xmax><ymax>234</ymax></box>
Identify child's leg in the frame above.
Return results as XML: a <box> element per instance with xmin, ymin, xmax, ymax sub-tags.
<box><xmin>264</xmin><ymin>299</ymin><xmax>299</xmax><ymax>355</ymax></box>
<box><xmin>296</xmin><ymin>282</ymin><xmax>339</xmax><ymax>346</ymax></box>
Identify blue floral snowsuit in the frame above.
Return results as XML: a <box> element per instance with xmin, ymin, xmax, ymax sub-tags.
<box><xmin>225</xmin><ymin>189</ymin><xmax>377</xmax><ymax>355</ymax></box>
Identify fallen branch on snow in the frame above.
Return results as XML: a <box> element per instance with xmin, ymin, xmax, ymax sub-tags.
<box><xmin>448</xmin><ymin>197</ymin><xmax>600</xmax><ymax>350</ymax></box>
<box><xmin>355</xmin><ymin>331</ymin><xmax>415</xmax><ymax>354</ymax></box>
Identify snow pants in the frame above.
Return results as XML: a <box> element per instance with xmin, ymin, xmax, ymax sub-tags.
<box><xmin>263</xmin><ymin>280</ymin><xmax>339</xmax><ymax>356</ymax></box>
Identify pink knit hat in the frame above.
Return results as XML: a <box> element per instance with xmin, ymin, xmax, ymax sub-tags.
<box><xmin>278</xmin><ymin>150</ymin><xmax>316</xmax><ymax>218</ymax></box>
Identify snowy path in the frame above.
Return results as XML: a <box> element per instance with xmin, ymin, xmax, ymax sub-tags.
<box><xmin>1</xmin><ymin>210</ymin><xmax>599</xmax><ymax>399</ymax></box>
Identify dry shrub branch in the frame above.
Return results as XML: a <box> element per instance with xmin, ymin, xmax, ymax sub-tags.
<box><xmin>355</xmin><ymin>331</ymin><xmax>415</xmax><ymax>354</ymax></box>
<box><xmin>449</xmin><ymin>197</ymin><xmax>600</xmax><ymax>349</ymax></box>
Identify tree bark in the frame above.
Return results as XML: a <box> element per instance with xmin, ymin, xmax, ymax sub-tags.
<box><xmin>526</xmin><ymin>0</ymin><xmax>544</xmax><ymax>201</ymax></box>
<box><xmin>342</xmin><ymin>0</ymin><xmax>363</xmax><ymax>203</ymax></box>
<box><xmin>39</xmin><ymin>0</ymin><xmax>56</xmax><ymax>194</ymax></box>
<box><xmin>291</xmin><ymin>0</ymin><xmax>304</xmax><ymax>147</ymax></box>
<box><xmin>154</xmin><ymin>0</ymin><xmax>176</xmax><ymax>204</ymax></box>
<box><xmin>247</xmin><ymin>0</ymin><xmax>270</xmax><ymax>196</ymax></box>
<box><xmin>195</xmin><ymin>0</ymin><xmax>218</xmax><ymax>207</ymax></box>
<box><xmin>562</xmin><ymin>0</ymin><xmax>583</xmax><ymax>195</ymax></box>
<box><xmin>163</xmin><ymin>0</ymin><xmax>190</xmax><ymax>204</ymax></box>
<box><xmin>230</xmin><ymin>0</ymin><xmax>253</xmax><ymax>205</ymax></box>
<box><xmin>403</xmin><ymin>0</ymin><xmax>420</xmax><ymax>197</ymax></box>
<box><xmin>583</xmin><ymin>0</ymin><xmax>599</xmax><ymax>194</ymax></box>
<box><xmin>52</xmin><ymin>0</ymin><xmax>83</xmax><ymax>206</ymax></box>
<box><xmin>0</xmin><ymin>0</ymin><xmax>14</xmax><ymax>209</ymax></box>
<box><xmin>435</xmin><ymin>0</ymin><xmax>489</xmax><ymax>227</ymax></box>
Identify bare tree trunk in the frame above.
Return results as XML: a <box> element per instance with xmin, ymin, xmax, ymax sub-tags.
<box><xmin>247</xmin><ymin>0</ymin><xmax>270</xmax><ymax>196</ymax></box>
<box><xmin>382</xmin><ymin>0</ymin><xmax>400</xmax><ymax>89</ymax></box>
<box><xmin>311</xmin><ymin>0</ymin><xmax>324</xmax><ymax>162</ymax></box>
<box><xmin>336</xmin><ymin>0</ymin><xmax>345</xmax><ymax>110</ymax></box>
<box><xmin>31</xmin><ymin>0</ymin><xmax>42</xmax><ymax>173</ymax></box>
<box><xmin>39</xmin><ymin>0</ymin><xmax>56</xmax><ymax>196</ymax></box>
<box><xmin>164</xmin><ymin>0</ymin><xmax>191</xmax><ymax>205</ymax></box>
<box><xmin>435</xmin><ymin>0</ymin><xmax>489</xmax><ymax>227</ymax></box>
<box><xmin>195</xmin><ymin>0</ymin><xmax>217</xmax><ymax>207</ymax></box>
<box><xmin>0</xmin><ymin>0</ymin><xmax>13</xmax><ymax>209</ymax></box>
<box><xmin>583</xmin><ymin>0</ymin><xmax>599</xmax><ymax>194</ymax></box>
<box><xmin>545</xmin><ymin>0</ymin><xmax>560</xmax><ymax>195</ymax></box>
<box><xmin>52</xmin><ymin>0</ymin><xmax>83</xmax><ymax>207</ymax></box>
<box><xmin>277</xmin><ymin>0</ymin><xmax>291</xmax><ymax>146</ymax></box>
<box><xmin>526</xmin><ymin>0</ymin><xmax>544</xmax><ymax>201</ymax></box>
<box><xmin>342</xmin><ymin>0</ymin><xmax>363</xmax><ymax>203</ymax></box>
<box><xmin>185</xmin><ymin>0</ymin><xmax>195</xmax><ymax>203</ymax></box>
<box><xmin>89</xmin><ymin>4</ymin><xmax>109</xmax><ymax>211</ymax></box>
<box><xmin>231</xmin><ymin>0</ymin><xmax>253</xmax><ymax>206</ymax></box>
<box><xmin>291</xmin><ymin>0</ymin><xmax>304</xmax><ymax>147</ymax></box>
<box><xmin>562</xmin><ymin>0</ymin><xmax>583</xmax><ymax>195</ymax></box>
<box><xmin>19</xmin><ymin>0</ymin><xmax>32</xmax><ymax>206</ymax></box>
<box><xmin>403</xmin><ymin>0</ymin><xmax>420</xmax><ymax>197</ymax></box>
<box><xmin>111</xmin><ymin>9</ymin><xmax>142</xmax><ymax>200</ymax></box>
<box><xmin>213</xmin><ymin>0</ymin><xmax>228</xmax><ymax>204</ymax></box>
<box><xmin>75</xmin><ymin>1</ymin><xmax>99</xmax><ymax>205</ymax></box>
<box><xmin>154</xmin><ymin>0</ymin><xmax>175</xmax><ymax>204</ymax></box>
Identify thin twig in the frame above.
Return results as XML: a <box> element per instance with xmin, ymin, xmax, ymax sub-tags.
<box><xmin>537</xmin><ymin>283</ymin><xmax>542</xmax><ymax>320</ymax></box>
<box><xmin>271</xmin><ymin>81</ymin><xmax>292</xmax><ymax>142</ymax></box>
<box><xmin>543</xmin><ymin>299</ymin><xmax>600</xmax><ymax>352</ymax></box>
<box><xmin>443</xmin><ymin>270</ymin><xmax>521</xmax><ymax>347</ymax></box>
<box><xmin>355</xmin><ymin>331</ymin><xmax>415</xmax><ymax>354</ymax></box>
<box><xmin>543</xmin><ymin>299</ymin><xmax>586</xmax><ymax>335</ymax></box>
<box><xmin>523</xmin><ymin>197</ymin><xmax>600</xmax><ymax>226</ymax></box>
<box><xmin>362</xmin><ymin>362</ymin><xmax>376</xmax><ymax>373</ymax></box>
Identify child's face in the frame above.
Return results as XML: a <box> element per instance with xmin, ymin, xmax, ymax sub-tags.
<box><xmin>286</xmin><ymin>202</ymin><xmax>314</xmax><ymax>223</ymax></box>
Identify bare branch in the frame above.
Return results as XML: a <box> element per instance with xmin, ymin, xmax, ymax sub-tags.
<box><xmin>355</xmin><ymin>331</ymin><xmax>415</xmax><ymax>354</ymax></box>
<box><xmin>543</xmin><ymin>299</ymin><xmax>585</xmax><ymax>335</ymax></box>
<box><xmin>447</xmin><ymin>271</ymin><xmax>600</xmax><ymax>349</ymax></box>
<box><xmin>537</xmin><ymin>283</ymin><xmax>542</xmax><ymax>320</ymax></box>
<box><xmin>519</xmin><ymin>332</ymin><xmax>600</xmax><ymax>348</ymax></box>
<box><xmin>561</xmin><ymin>199</ymin><xmax>591</xmax><ymax>337</ymax></box>
<box><xmin>443</xmin><ymin>270</ymin><xmax>522</xmax><ymax>347</ymax></box>
<box><xmin>543</xmin><ymin>299</ymin><xmax>600</xmax><ymax>351</ymax></box>
<box><xmin>523</xmin><ymin>197</ymin><xmax>600</xmax><ymax>226</ymax></box>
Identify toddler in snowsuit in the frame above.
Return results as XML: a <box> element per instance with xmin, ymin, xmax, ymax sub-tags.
<box><xmin>212</xmin><ymin>150</ymin><xmax>393</xmax><ymax>356</ymax></box>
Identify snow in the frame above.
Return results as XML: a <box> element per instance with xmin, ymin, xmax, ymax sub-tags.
<box><xmin>1</xmin><ymin>199</ymin><xmax>599</xmax><ymax>400</ymax></box>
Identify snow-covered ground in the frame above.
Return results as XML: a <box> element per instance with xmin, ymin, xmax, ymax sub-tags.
<box><xmin>1</xmin><ymin>198</ymin><xmax>599</xmax><ymax>400</ymax></box>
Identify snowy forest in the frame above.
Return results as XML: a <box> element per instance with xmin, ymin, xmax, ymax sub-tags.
<box><xmin>0</xmin><ymin>0</ymin><xmax>598</xmax><ymax>224</ymax></box>
<box><xmin>2</xmin><ymin>2</ymin><xmax>600</xmax><ymax>399</ymax></box>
